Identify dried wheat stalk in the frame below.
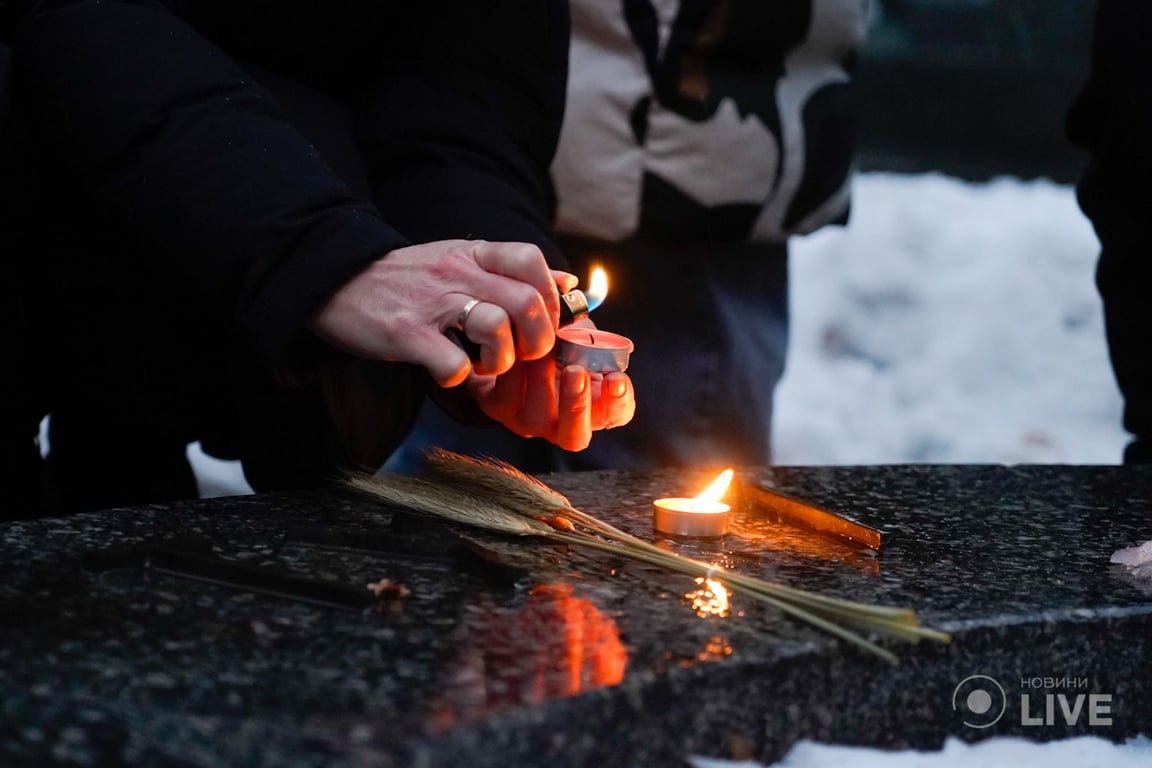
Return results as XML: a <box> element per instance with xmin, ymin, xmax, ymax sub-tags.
<box><xmin>340</xmin><ymin>451</ymin><xmax>951</xmax><ymax>664</ymax></box>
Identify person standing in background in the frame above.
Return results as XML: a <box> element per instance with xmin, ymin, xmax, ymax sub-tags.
<box><xmin>390</xmin><ymin>0</ymin><xmax>868</xmax><ymax>472</ymax></box>
<box><xmin>1068</xmin><ymin>0</ymin><xmax>1152</xmax><ymax>464</ymax></box>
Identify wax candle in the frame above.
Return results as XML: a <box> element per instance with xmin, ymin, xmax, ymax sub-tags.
<box><xmin>652</xmin><ymin>497</ymin><xmax>731</xmax><ymax>538</ymax></box>
<box><xmin>653</xmin><ymin>469</ymin><xmax>735</xmax><ymax>538</ymax></box>
<box><xmin>554</xmin><ymin>327</ymin><xmax>634</xmax><ymax>373</ymax></box>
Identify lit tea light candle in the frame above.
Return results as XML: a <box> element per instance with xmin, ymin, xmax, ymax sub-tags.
<box><xmin>554</xmin><ymin>267</ymin><xmax>634</xmax><ymax>372</ymax></box>
<box><xmin>653</xmin><ymin>469</ymin><xmax>735</xmax><ymax>538</ymax></box>
<box><xmin>554</xmin><ymin>327</ymin><xmax>634</xmax><ymax>373</ymax></box>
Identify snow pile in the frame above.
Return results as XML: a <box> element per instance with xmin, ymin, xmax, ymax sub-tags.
<box><xmin>1111</xmin><ymin>539</ymin><xmax>1152</xmax><ymax>580</ymax></box>
<box><xmin>690</xmin><ymin>734</ymin><xmax>1152</xmax><ymax>768</ymax></box>
<box><xmin>775</xmin><ymin>173</ymin><xmax>1126</xmax><ymax>466</ymax></box>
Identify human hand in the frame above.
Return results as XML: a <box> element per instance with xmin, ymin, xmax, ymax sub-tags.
<box><xmin>466</xmin><ymin>321</ymin><xmax>636</xmax><ymax>452</ymax></box>
<box><xmin>310</xmin><ymin>240</ymin><xmax>567</xmax><ymax>387</ymax></box>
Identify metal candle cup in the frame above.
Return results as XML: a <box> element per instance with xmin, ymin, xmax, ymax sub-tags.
<box><xmin>652</xmin><ymin>498</ymin><xmax>731</xmax><ymax>538</ymax></box>
<box><xmin>554</xmin><ymin>328</ymin><xmax>634</xmax><ymax>373</ymax></box>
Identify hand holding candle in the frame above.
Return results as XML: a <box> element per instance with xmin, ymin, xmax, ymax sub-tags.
<box><xmin>551</xmin><ymin>267</ymin><xmax>635</xmax><ymax>438</ymax></box>
<box><xmin>471</xmin><ymin>265</ymin><xmax>635</xmax><ymax>451</ymax></box>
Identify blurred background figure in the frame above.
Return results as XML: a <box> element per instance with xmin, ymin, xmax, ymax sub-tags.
<box><xmin>390</xmin><ymin>0</ymin><xmax>869</xmax><ymax>472</ymax></box>
<box><xmin>1067</xmin><ymin>0</ymin><xmax>1152</xmax><ymax>464</ymax></box>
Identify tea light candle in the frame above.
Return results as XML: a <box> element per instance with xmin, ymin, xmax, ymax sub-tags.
<box><xmin>554</xmin><ymin>327</ymin><xmax>634</xmax><ymax>373</ymax></box>
<box><xmin>653</xmin><ymin>469</ymin><xmax>735</xmax><ymax>538</ymax></box>
<box><xmin>652</xmin><ymin>497</ymin><xmax>731</xmax><ymax>538</ymax></box>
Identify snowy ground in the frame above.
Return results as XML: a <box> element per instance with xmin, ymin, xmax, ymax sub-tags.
<box><xmin>775</xmin><ymin>172</ymin><xmax>1127</xmax><ymax>466</ymax></box>
<box><xmin>186</xmin><ymin>173</ymin><xmax>1143</xmax><ymax>767</ymax></box>
<box><xmin>691</xmin><ymin>735</ymin><xmax>1152</xmax><ymax>768</ymax></box>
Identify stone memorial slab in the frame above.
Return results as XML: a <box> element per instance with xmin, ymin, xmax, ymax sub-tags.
<box><xmin>1</xmin><ymin>464</ymin><xmax>1149</xmax><ymax>766</ymax></box>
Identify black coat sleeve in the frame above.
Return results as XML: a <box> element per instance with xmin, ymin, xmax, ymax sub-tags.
<box><xmin>355</xmin><ymin>0</ymin><xmax>570</xmax><ymax>268</ymax></box>
<box><xmin>1068</xmin><ymin>0</ymin><xmax>1152</xmax><ymax>462</ymax></box>
<box><xmin>11</xmin><ymin>0</ymin><xmax>411</xmax><ymax>363</ymax></box>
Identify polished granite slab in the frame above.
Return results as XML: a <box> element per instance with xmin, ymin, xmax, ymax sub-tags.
<box><xmin>1</xmin><ymin>464</ymin><xmax>1150</xmax><ymax>766</ymax></box>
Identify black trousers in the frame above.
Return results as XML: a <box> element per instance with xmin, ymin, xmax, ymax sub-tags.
<box><xmin>1069</xmin><ymin>0</ymin><xmax>1152</xmax><ymax>463</ymax></box>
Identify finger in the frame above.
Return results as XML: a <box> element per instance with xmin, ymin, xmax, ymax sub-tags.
<box><xmin>446</xmin><ymin>295</ymin><xmax>481</xmax><ymax>333</ymax></box>
<box><xmin>463</xmin><ymin>273</ymin><xmax>554</xmax><ymax>361</ymax></box>
<box><xmin>470</xmin><ymin>241</ymin><xmax>560</xmax><ymax>351</ymax></box>
<box><xmin>515</xmin><ymin>357</ymin><xmax>558</xmax><ymax>437</ymax></box>
<box><xmin>470</xmin><ymin>241</ymin><xmax>557</xmax><ymax>313</ymax></box>
<box><xmin>482</xmin><ymin>359</ymin><xmax>527</xmax><ymax>427</ymax></box>
<box><xmin>555</xmin><ymin>365</ymin><xmax>592</xmax><ymax>451</ymax></box>
<box><xmin>460</xmin><ymin>301</ymin><xmax>516</xmax><ymax>376</ymax></box>
<box><xmin>591</xmin><ymin>372</ymin><xmax>635</xmax><ymax>430</ymax></box>
<box><xmin>414</xmin><ymin>332</ymin><xmax>474</xmax><ymax>389</ymax></box>
<box><xmin>464</xmin><ymin>371</ymin><xmax>497</xmax><ymax>403</ymax></box>
<box><xmin>552</xmin><ymin>270</ymin><xmax>579</xmax><ymax>294</ymax></box>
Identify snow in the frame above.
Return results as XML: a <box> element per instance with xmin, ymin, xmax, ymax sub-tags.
<box><xmin>1111</xmin><ymin>539</ymin><xmax>1152</xmax><ymax>580</ymax></box>
<box><xmin>1112</xmin><ymin>540</ymin><xmax>1152</xmax><ymax>568</ymax></box>
<box><xmin>185</xmin><ymin>173</ymin><xmax>1146</xmax><ymax>765</ymax></box>
<box><xmin>186</xmin><ymin>441</ymin><xmax>252</xmax><ymax>499</ymax></box>
<box><xmin>774</xmin><ymin>172</ymin><xmax>1127</xmax><ymax>466</ymax></box>
<box><xmin>690</xmin><ymin>735</ymin><xmax>1152</xmax><ymax>768</ymax></box>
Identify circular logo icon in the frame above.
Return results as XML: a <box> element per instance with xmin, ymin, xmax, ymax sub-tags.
<box><xmin>952</xmin><ymin>674</ymin><xmax>1007</xmax><ymax>728</ymax></box>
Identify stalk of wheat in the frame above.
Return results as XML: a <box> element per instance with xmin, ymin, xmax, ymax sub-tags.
<box><xmin>341</xmin><ymin>450</ymin><xmax>950</xmax><ymax>665</ymax></box>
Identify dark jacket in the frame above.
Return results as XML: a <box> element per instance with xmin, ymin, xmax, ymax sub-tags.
<box><xmin>0</xmin><ymin>0</ymin><xmax>569</xmax><ymax>496</ymax></box>
<box><xmin>2</xmin><ymin>0</ymin><xmax>568</xmax><ymax>364</ymax></box>
<box><xmin>1068</xmin><ymin>0</ymin><xmax>1152</xmax><ymax>463</ymax></box>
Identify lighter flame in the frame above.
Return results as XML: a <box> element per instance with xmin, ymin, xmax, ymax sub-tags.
<box><xmin>585</xmin><ymin>266</ymin><xmax>608</xmax><ymax>311</ymax></box>
<box><xmin>695</xmin><ymin>469</ymin><xmax>734</xmax><ymax>504</ymax></box>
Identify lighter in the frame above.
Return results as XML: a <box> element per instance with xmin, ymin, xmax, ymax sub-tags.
<box><xmin>558</xmin><ymin>287</ymin><xmax>591</xmax><ymax>325</ymax></box>
<box><xmin>449</xmin><ymin>267</ymin><xmax>634</xmax><ymax>373</ymax></box>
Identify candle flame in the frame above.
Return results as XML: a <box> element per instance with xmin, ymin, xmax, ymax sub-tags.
<box><xmin>585</xmin><ymin>266</ymin><xmax>608</xmax><ymax>311</ymax></box>
<box><xmin>695</xmin><ymin>469</ymin><xmax>734</xmax><ymax>504</ymax></box>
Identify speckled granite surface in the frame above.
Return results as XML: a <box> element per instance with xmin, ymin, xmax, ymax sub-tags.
<box><xmin>2</xmin><ymin>464</ymin><xmax>1150</xmax><ymax>767</ymax></box>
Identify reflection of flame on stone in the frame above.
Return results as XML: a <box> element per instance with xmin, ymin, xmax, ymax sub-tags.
<box><xmin>430</xmin><ymin>583</ymin><xmax>628</xmax><ymax>731</ymax></box>
<box><xmin>697</xmin><ymin>635</ymin><xmax>734</xmax><ymax>662</ymax></box>
<box><xmin>524</xmin><ymin>583</ymin><xmax>627</xmax><ymax>697</ymax></box>
<box><xmin>686</xmin><ymin>575</ymin><xmax>730</xmax><ymax>618</ymax></box>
